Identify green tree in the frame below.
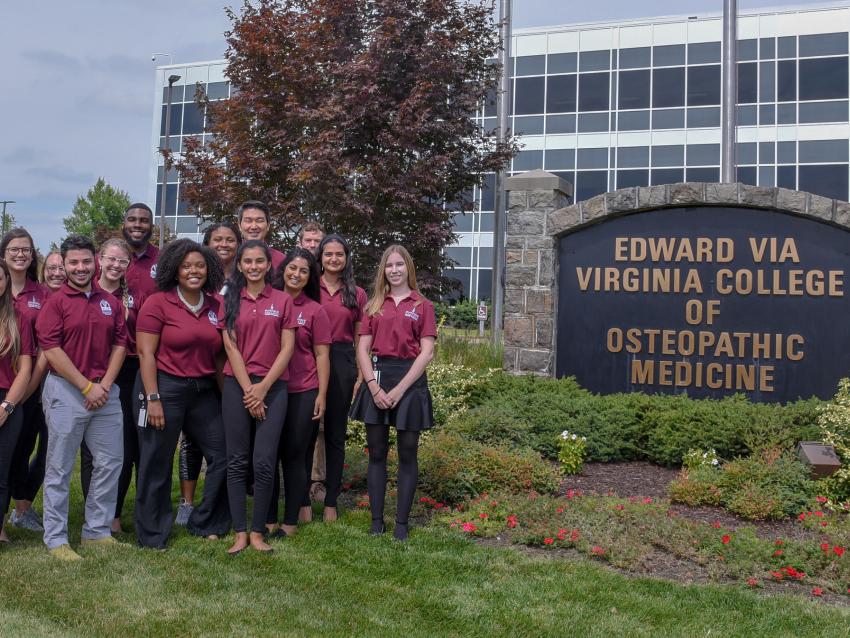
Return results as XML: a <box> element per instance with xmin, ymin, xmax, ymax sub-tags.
<box><xmin>63</xmin><ymin>178</ymin><xmax>130</xmax><ymax>237</ymax></box>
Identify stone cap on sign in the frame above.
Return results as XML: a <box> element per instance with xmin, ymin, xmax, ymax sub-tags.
<box><xmin>505</xmin><ymin>169</ymin><xmax>573</xmax><ymax>197</ymax></box>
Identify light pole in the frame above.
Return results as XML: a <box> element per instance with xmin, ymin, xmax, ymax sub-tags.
<box><xmin>159</xmin><ymin>73</ymin><xmax>181</xmax><ymax>248</ymax></box>
<box><xmin>721</xmin><ymin>0</ymin><xmax>738</xmax><ymax>183</ymax></box>
<box><xmin>0</xmin><ymin>201</ymin><xmax>14</xmax><ymax>235</ymax></box>
<box><xmin>491</xmin><ymin>0</ymin><xmax>512</xmax><ymax>348</ymax></box>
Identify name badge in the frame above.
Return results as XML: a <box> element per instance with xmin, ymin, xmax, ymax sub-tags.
<box><xmin>404</xmin><ymin>309</ymin><xmax>420</xmax><ymax>321</ymax></box>
<box><xmin>264</xmin><ymin>304</ymin><xmax>281</xmax><ymax>318</ymax></box>
<box><xmin>99</xmin><ymin>300</ymin><xmax>113</xmax><ymax>316</ymax></box>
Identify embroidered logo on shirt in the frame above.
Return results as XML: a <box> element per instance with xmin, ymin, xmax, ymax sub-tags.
<box><xmin>150</xmin><ymin>264</ymin><xmax>157</xmax><ymax>279</ymax></box>
<box><xmin>127</xmin><ymin>295</ymin><xmax>134</xmax><ymax>309</ymax></box>
<box><xmin>208</xmin><ymin>311</ymin><xmax>219</xmax><ymax>326</ymax></box>
<box><xmin>99</xmin><ymin>300</ymin><xmax>113</xmax><ymax>316</ymax></box>
<box><xmin>404</xmin><ymin>309</ymin><xmax>420</xmax><ymax>321</ymax></box>
<box><xmin>264</xmin><ymin>303</ymin><xmax>281</xmax><ymax>318</ymax></box>
<box><xmin>27</xmin><ymin>297</ymin><xmax>41</xmax><ymax>310</ymax></box>
<box><xmin>297</xmin><ymin>311</ymin><xmax>306</xmax><ymax>326</ymax></box>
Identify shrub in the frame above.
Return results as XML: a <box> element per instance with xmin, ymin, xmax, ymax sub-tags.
<box><xmin>434</xmin><ymin>299</ymin><xmax>485</xmax><ymax>330</ymax></box>
<box><xmin>817</xmin><ymin>378</ymin><xmax>850</xmax><ymax>503</ymax></box>
<box><xmin>668</xmin><ymin>466</ymin><xmax>723</xmax><ymax>507</ymax></box>
<box><xmin>557</xmin><ymin>430</ymin><xmax>587</xmax><ymax>475</ymax></box>
<box><xmin>417</xmin><ymin>431</ymin><xmax>561</xmax><ymax>505</ymax></box>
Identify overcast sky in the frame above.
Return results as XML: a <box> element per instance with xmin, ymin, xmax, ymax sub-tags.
<box><xmin>0</xmin><ymin>0</ymin><xmax>838</xmax><ymax>250</ymax></box>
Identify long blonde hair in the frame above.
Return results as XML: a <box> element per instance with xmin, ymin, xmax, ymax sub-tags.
<box><xmin>0</xmin><ymin>259</ymin><xmax>21</xmax><ymax>361</ymax></box>
<box><xmin>365</xmin><ymin>245</ymin><xmax>421</xmax><ymax>317</ymax></box>
<box><xmin>99</xmin><ymin>238</ymin><xmax>132</xmax><ymax>317</ymax></box>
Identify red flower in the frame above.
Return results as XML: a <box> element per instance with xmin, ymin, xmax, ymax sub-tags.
<box><xmin>834</xmin><ymin>546</ymin><xmax>845</xmax><ymax>557</ymax></box>
<box><xmin>590</xmin><ymin>546</ymin><xmax>604</xmax><ymax>556</ymax></box>
<box><xmin>420</xmin><ymin>497</ymin><xmax>429</xmax><ymax>503</ymax></box>
<box><xmin>821</xmin><ymin>543</ymin><xmax>831</xmax><ymax>553</ymax></box>
<box><xmin>543</xmin><ymin>537</ymin><xmax>554</xmax><ymax>545</ymax></box>
<box><xmin>570</xmin><ymin>529</ymin><xmax>580</xmax><ymax>542</ymax></box>
<box><xmin>816</xmin><ymin>495</ymin><xmax>828</xmax><ymax>503</ymax></box>
<box><xmin>775</xmin><ymin>539</ymin><xmax>784</xmax><ymax>546</ymax></box>
<box><xmin>343</xmin><ymin>463</ymin><xmax>350</xmax><ymax>469</ymax></box>
<box><xmin>798</xmin><ymin>513</ymin><xmax>807</xmax><ymax>521</ymax></box>
<box><xmin>771</xmin><ymin>571</ymin><xmax>784</xmax><ymax>580</ymax></box>
<box><xmin>820</xmin><ymin>521</ymin><xmax>829</xmax><ymax>527</ymax></box>
<box><xmin>642</xmin><ymin>497</ymin><xmax>653</xmax><ymax>505</ymax></box>
<box><xmin>490</xmin><ymin>500</ymin><xmax>498</xmax><ymax>507</ymax></box>
<box><xmin>615</xmin><ymin>504</ymin><xmax>624</xmax><ymax>511</ymax></box>
<box><xmin>479</xmin><ymin>513</ymin><xmax>489</xmax><ymax>520</ymax></box>
<box><xmin>435</xmin><ymin>503</ymin><xmax>445</xmax><ymax>509</ymax></box>
<box><xmin>812</xmin><ymin>587</ymin><xmax>823</xmax><ymax>597</ymax></box>
<box><xmin>814</xmin><ymin>511</ymin><xmax>825</xmax><ymax>517</ymax></box>
<box><xmin>711</xmin><ymin>521</ymin><xmax>722</xmax><ymax>529</ymax></box>
<box><xmin>556</xmin><ymin>507</ymin><xmax>565</xmax><ymax>514</ymax></box>
<box><xmin>557</xmin><ymin>530</ymin><xmax>567</xmax><ymax>541</ymax></box>
<box><xmin>721</xmin><ymin>535</ymin><xmax>731</xmax><ymax>545</ymax></box>
<box><xmin>746</xmin><ymin>578</ymin><xmax>759</xmax><ymax>587</ymax></box>
<box><xmin>461</xmin><ymin>522</ymin><xmax>477</xmax><ymax>533</ymax></box>
<box><xmin>774</xmin><ymin>549</ymin><xmax>783</xmax><ymax>556</ymax></box>
<box><xmin>506</xmin><ymin>515</ymin><xmax>518</xmax><ymax>529</ymax></box>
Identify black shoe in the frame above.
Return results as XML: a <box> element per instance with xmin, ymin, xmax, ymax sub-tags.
<box><xmin>393</xmin><ymin>522</ymin><xmax>409</xmax><ymax>541</ymax></box>
<box><xmin>266</xmin><ymin>528</ymin><xmax>289</xmax><ymax>540</ymax></box>
<box><xmin>369</xmin><ymin>519</ymin><xmax>386</xmax><ymax>535</ymax></box>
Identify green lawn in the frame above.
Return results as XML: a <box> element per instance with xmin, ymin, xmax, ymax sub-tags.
<box><xmin>1</xmin><ymin>474</ymin><xmax>849</xmax><ymax>637</ymax></box>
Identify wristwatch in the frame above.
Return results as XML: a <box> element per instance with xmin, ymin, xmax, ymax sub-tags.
<box><xmin>146</xmin><ymin>393</ymin><xmax>161</xmax><ymax>402</ymax></box>
<box><xmin>1</xmin><ymin>401</ymin><xmax>15</xmax><ymax>414</ymax></box>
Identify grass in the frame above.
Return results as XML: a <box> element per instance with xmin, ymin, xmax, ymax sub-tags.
<box><xmin>435</xmin><ymin>331</ymin><xmax>502</xmax><ymax>370</ymax></box>
<box><xmin>2</xmin><ymin>468</ymin><xmax>850</xmax><ymax>637</ymax></box>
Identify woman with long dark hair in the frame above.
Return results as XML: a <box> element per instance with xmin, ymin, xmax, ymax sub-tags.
<box><xmin>0</xmin><ymin>228</ymin><xmax>47</xmax><ymax>539</ymax></box>
<box><xmin>0</xmin><ymin>258</ymin><xmax>34</xmax><ymax>544</ymax></box>
<box><xmin>221</xmin><ymin>240</ymin><xmax>296</xmax><ymax>554</ymax></box>
<box><xmin>310</xmin><ymin>234</ymin><xmax>366</xmax><ymax>522</ymax></box>
<box><xmin>349</xmin><ymin>245</ymin><xmax>436</xmax><ymax>541</ymax></box>
<box><xmin>134</xmin><ymin>239</ymin><xmax>230</xmax><ymax>549</ymax></box>
<box><xmin>267</xmin><ymin>248</ymin><xmax>330</xmax><ymax>537</ymax></box>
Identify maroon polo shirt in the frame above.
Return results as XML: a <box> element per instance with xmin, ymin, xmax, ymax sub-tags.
<box><xmin>319</xmin><ymin>280</ymin><xmax>367</xmax><ymax>344</ymax></box>
<box><xmin>13</xmin><ymin>279</ymin><xmax>49</xmax><ymax>337</ymax></box>
<box><xmin>359</xmin><ymin>291</ymin><xmax>437</xmax><ymax>359</ymax></box>
<box><xmin>136</xmin><ymin>289</ymin><xmax>223</xmax><ymax>378</ymax></box>
<box><xmin>287</xmin><ymin>294</ymin><xmax>332</xmax><ymax>393</ymax></box>
<box><xmin>0</xmin><ymin>316</ymin><xmax>35</xmax><ymax>390</ymax></box>
<box><xmin>222</xmin><ymin>285</ymin><xmax>297</xmax><ymax>379</ymax></box>
<box><xmin>107</xmin><ymin>285</ymin><xmax>143</xmax><ymax>357</ymax></box>
<box><xmin>36</xmin><ymin>283</ymin><xmax>128</xmax><ymax>380</ymax></box>
<box><xmin>125</xmin><ymin>244</ymin><xmax>160</xmax><ymax>301</ymax></box>
<box><xmin>270</xmin><ymin>247</ymin><xmax>286</xmax><ymax>274</ymax></box>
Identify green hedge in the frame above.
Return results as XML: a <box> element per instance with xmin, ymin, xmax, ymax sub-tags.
<box><xmin>434</xmin><ymin>299</ymin><xmax>487</xmax><ymax>329</ymax></box>
<box><xmin>446</xmin><ymin>373</ymin><xmax>822</xmax><ymax>466</ymax></box>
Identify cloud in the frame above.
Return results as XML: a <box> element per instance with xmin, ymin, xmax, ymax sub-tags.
<box><xmin>77</xmin><ymin>86</ymin><xmax>152</xmax><ymax>118</ymax></box>
<box><xmin>21</xmin><ymin>49</ymin><xmax>83</xmax><ymax>71</ymax></box>
<box><xmin>25</xmin><ymin>165</ymin><xmax>97</xmax><ymax>185</ymax></box>
<box><xmin>0</xmin><ymin>147</ymin><xmax>39</xmax><ymax>165</ymax></box>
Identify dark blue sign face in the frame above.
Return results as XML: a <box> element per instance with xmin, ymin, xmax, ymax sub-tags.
<box><xmin>557</xmin><ymin>206</ymin><xmax>850</xmax><ymax>401</ymax></box>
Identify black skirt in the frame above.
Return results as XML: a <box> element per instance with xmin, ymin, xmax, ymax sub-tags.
<box><xmin>349</xmin><ymin>357</ymin><xmax>434</xmax><ymax>431</ymax></box>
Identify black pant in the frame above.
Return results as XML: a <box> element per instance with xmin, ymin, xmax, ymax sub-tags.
<box><xmin>9</xmin><ymin>392</ymin><xmax>47</xmax><ymax>503</ymax></box>
<box><xmin>366</xmin><ymin>425</ymin><xmax>420</xmax><ymax>526</ymax></box>
<box><xmin>80</xmin><ymin>357</ymin><xmax>140</xmax><ymax>519</ymax></box>
<box><xmin>269</xmin><ymin>389</ymin><xmax>318</xmax><ymax>525</ymax></box>
<box><xmin>321</xmin><ymin>342</ymin><xmax>357</xmax><ymax>507</ymax></box>
<box><xmin>222</xmin><ymin>376</ymin><xmax>287</xmax><ymax>533</ymax></box>
<box><xmin>134</xmin><ymin>371</ymin><xmax>230</xmax><ymax>548</ymax></box>
<box><xmin>0</xmin><ymin>390</ymin><xmax>24</xmax><ymax>532</ymax></box>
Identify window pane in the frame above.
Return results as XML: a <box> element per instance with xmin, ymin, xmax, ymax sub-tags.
<box><xmin>618</xmin><ymin>70</ymin><xmax>650</xmax><ymax>109</ymax></box>
<box><xmin>799</xmin><ymin>164</ymin><xmax>849</xmax><ymax>200</ymax></box>
<box><xmin>176</xmin><ymin>216</ymin><xmax>200</xmax><ymax>234</ymax></box>
<box><xmin>760</xmin><ymin>37</ymin><xmax>776</xmax><ymax>59</ymax></box>
<box><xmin>480</xmin><ymin>174</ymin><xmax>495</xmax><ymax>210</ymax></box>
<box><xmin>686</xmin><ymin>144</ymin><xmax>720</xmax><ymax>166</ymax></box>
<box><xmin>512</xmin><ymin>150</ymin><xmax>543</xmax><ymax>171</ymax></box>
<box><xmin>777</xmin><ymin>60</ymin><xmax>796</xmax><ymax>101</ymax></box>
<box><xmin>619</xmin><ymin>47</ymin><xmax>651</xmax><ymax>69</ymax></box>
<box><xmin>207</xmin><ymin>81</ymin><xmax>229</xmax><ymax>100</ymax></box>
<box><xmin>759</xmin><ymin>142</ymin><xmax>775</xmax><ymax>163</ymax></box>
<box><xmin>514</xmin><ymin>116</ymin><xmax>544</xmax><ymax>135</ymax></box>
<box><xmin>686</xmin><ymin>167</ymin><xmax>720</xmax><ymax>182</ymax></box>
<box><xmin>651</xmin><ymin>145</ymin><xmax>684</xmax><ymax>167</ymax></box>
<box><xmin>652</xmin><ymin>108</ymin><xmax>684</xmax><ymax>129</ymax></box>
<box><xmin>777</xmin><ymin>103</ymin><xmax>796</xmax><ymax>124</ymax></box>
<box><xmin>799</xmin><ymin>140</ymin><xmax>848</xmax><ymax>164</ymax></box>
<box><xmin>687</xmin><ymin>106</ymin><xmax>720</xmax><ymax>128</ymax></box>
<box><xmin>476</xmin><ymin>269</ymin><xmax>492</xmax><ymax>301</ymax></box>
<box><xmin>778</xmin><ymin>36</ymin><xmax>796</xmax><ymax>58</ymax></box>
<box><xmin>688</xmin><ymin>42</ymin><xmax>721</xmax><ymax>64</ymax></box>
<box><xmin>798</xmin><ymin>101</ymin><xmax>849</xmax><ymax>124</ymax></box>
<box><xmin>737</xmin><ymin>105</ymin><xmax>757</xmax><ymax>126</ymax></box>
<box><xmin>545</xmin><ymin>149</ymin><xmax>575</xmax><ymax>170</ymax></box>
<box><xmin>651</xmin><ymin>168</ymin><xmax>684</xmax><ymax>185</ymax></box>
<box><xmin>516</xmin><ymin>55</ymin><xmax>545</xmax><ymax>76</ymax></box>
<box><xmin>546</xmin><ymin>114</ymin><xmax>576</xmax><ymax>134</ymax></box>
<box><xmin>799</xmin><ymin>32</ymin><xmax>848</xmax><ymax>57</ymax></box>
<box><xmin>737</xmin><ymin>39</ymin><xmax>757</xmax><ymax>61</ymax></box>
<box><xmin>578</xmin><ymin>73</ymin><xmax>610</xmax><ymax>111</ymax></box>
<box><xmin>737</xmin><ymin>142</ymin><xmax>757</xmax><ymax>165</ymax></box>
<box><xmin>579</xmin><ymin>50</ymin><xmax>610</xmax><ymax>72</ymax></box>
<box><xmin>548</xmin><ymin>52</ymin><xmax>577</xmax><ymax>74</ymax></box>
<box><xmin>577</xmin><ymin>112</ymin><xmax>609</xmax><ymax>132</ymax></box>
<box><xmin>514</xmin><ymin>77</ymin><xmax>545</xmax><ymax>114</ymax></box>
<box><xmin>617</xmin><ymin>110</ymin><xmax>650</xmax><ymax>131</ymax></box>
<box><xmin>738</xmin><ymin>63</ymin><xmax>757</xmax><ymax>103</ymax></box>
<box><xmin>688</xmin><ymin>65</ymin><xmax>721</xmax><ymax>106</ymax></box>
<box><xmin>444</xmin><ymin>269</ymin><xmax>471</xmax><ymax>299</ymax></box>
<box><xmin>160</xmin><ymin>103</ymin><xmax>183</xmax><ymax>136</ymax></box>
<box><xmin>778</xmin><ymin>142</ymin><xmax>796</xmax><ymax>164</ymax></box>
<box><xmin>737</xmin><ymin>166</ymin><xmax>757</xmax><ymax>186</ymax></box>
<box><xmin>477</xmin><ymin>247</ymin><xmax>493</xmax><ymax>267</ymax></box>
<box><xmin>653</xmin><ymin>67</ymin><xmax>685</xmax><ymax>107</ymax></box>
<box><xmin>799</xmin><ymin>58</ymin><xmax>849</xmax><ymax>101</ymax></box>
<box><xmin>446</xmin><ymin>247</ymin><xmax>472</xmax><ymax>267</ymax></box>
<box><xmin>777</xmin><ymin>165</ymin><xmax>796</xmax><ymax>189</ymax></box>
<box><xmin>451</xmin><ymin>212</ymin><xmax>473</xmax><ymax>232</ymax></box>
<box><xmin>483</xmin><ymin>88</ymin><xmax>497</xmax><ymax>117</ymax></box>
<box><xmin>574</xmin><ymin>171</ymin><xmax>608</xmax><ymax>201</ymax></box>
<box><xmin>759</xmin><ymin>61</ymin><xmax>775</xmax><ymax>102</ymax></box>
<box><xmin>577</xmin><ymin>148</ymin><xmax>608</xmax><ymax>169</ymax></box>
<box><xmin>617</xmin><ymin>169</ymin><xmax>649</xmax><ymax>188</ymax></box>
<box><xmin>546</xmin><ymin>75</ymin><xmax>576</xmax><ymax>112</ymax></box>
<box><xmin>759</xmin><ymin>104</ymin><xmax>775</xmax><ymax>125</ymax></box>
<box><xmin>478</xmin><ymin>212</ymin><xmax>494</xmax><ymax>231</ymax></box>
<box><xmin>759</xmin><ymin>166</ymin><xmax>775</xmax><ymax>187</ymax></box>
<box><xmin>617</xmin><ymin>146</ymin><xmax>649</xmax><ymax>168</ymax></box>
<box><xmin>654</xmin><ymin>44</ymin><xmax>685</xmax><ymax>66</ymax></box>
<box><xmin>182</xmin><ymin>103</ymin><xmax>204</xmax><ymax>134</ymax></box>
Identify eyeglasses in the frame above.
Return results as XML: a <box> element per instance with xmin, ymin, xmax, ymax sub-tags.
<box><xmin>45</xmin><ymin>266</ymin><xmax>65</xmax><ymax>273</ymax></box>
<box><xmin>102</xmin><ymin>256</ymin><xmax>130</xmax><ymax>267</ymax></box>
<box><xmin>6</xmin><ymin>247</ymin><xmax>33</xmax><ymax>256</ymax></box>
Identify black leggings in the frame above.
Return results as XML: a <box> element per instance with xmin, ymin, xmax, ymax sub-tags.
<box><xmin>366</xmin><ymin>425</ymin><xmax>420</xmax><ymax>526</ymax></box>
<box><xmin>9</xmin><ymin>392</ymin><xmax>47</xmax><ymax>503</ymax></box>
<box><xmin>269</xmin><ymin>389</ymin><xmax>318</xmax><ymax>526</ymax></box>
<box><xmin>0</xmin><ymin>390</ymin><xmax>24</xmax><ymax>532</ymax></box>
<box><xmin>322</xmin><ymin>342</ymin><xmax>357</xmax><ymax>507</ymax></box>
<box><xmin>222</xmin><ymin>376</ymin><xmax>287</xmax><ymax>533</ymax></box>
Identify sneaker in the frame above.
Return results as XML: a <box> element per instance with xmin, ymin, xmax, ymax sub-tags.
<box><xmin>175</xmin><ymin>499</ymin><xmax>193</xmax><ymax>526</ymax></box>
<box><xmin>48</xmin><ymin>544</ymin><xmax>82</xmax><ymax>561</ymax></box>
<box><xmin>9</xmin><ymin>509</ymin><xmax>44</xmax><ymax>532</ymax></box>
<box><xmin>81</xmin><ymin>536</ymin><xmax>126</xmax><ymax>548</ymax></box>
<box><xmin>23</xmin><ymin>508</ymin><xmax>44</xmax><ymax>530</ymax></box>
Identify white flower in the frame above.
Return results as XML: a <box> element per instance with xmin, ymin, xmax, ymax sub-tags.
<box><xmin>711</xmin><ymin>459</ymin><xmax>719</xmax><ymax>466</ymax></box>
<box><xmin>560</xmin><ymin>430</ymin><xmax>570</xmax><ymax>440</ymax></box>
<box><xmin>571</xmin><ymin>434</ymin><xmax>577</xmax><ymax>440</ymax></box>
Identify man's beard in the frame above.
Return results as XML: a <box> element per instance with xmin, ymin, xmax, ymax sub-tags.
<box><xmin>123</xmin><ymin>227</ymin><xmax>152</xmax><ymax>249</ymax></box>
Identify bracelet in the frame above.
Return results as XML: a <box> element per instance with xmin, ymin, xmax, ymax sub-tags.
<box><xmin>81</xmin><ymin>381</ymin><xmax>93</xmax><ymax>396</ymax></box>
<box><xmin>366</xmin><ymin>378</ymin><xmax>377</xmax><ymax>385</ymax></box>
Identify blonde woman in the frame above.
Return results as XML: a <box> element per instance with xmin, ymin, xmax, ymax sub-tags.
<box><xmin>349</xmin><ymin>245</ymin><xmax>436</xmax><ymax>541</ymax></box>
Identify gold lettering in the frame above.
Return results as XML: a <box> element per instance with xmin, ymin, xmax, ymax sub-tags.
<box><xmin>675</xmin><ymin>361</ymin><xmax>692</xmax><ymax>386</ymax></box>
<box><xmin>760</xmin><ymin>366</ymin><xmax>775</xmax><ymax>392</ymax></box>
<box><xmin>695</xmin><ymin>237</ymin><xmax>711</xmax><ymax>262</ymax></box>
<box><xmin>614</xmin><ymin>238</ymin><xmax>628</xmax><ymax>261</ymax></box>
<box><xmin>630</xmin><ymin>238</ymin><xmax>647</xmax><ymax>262</ymax></box>
<box><xmin>607</xmin><ymin>328</ymin><xmax>623</xmax><ymax>352</ymax></box>
<box><xmin>787</xmin><ymin>334</ymin><xmax>804</xmax><ymax>361</ymax></box>
<box><xmin>576</xmin><ymin>267</ymin><xmax>593</xmax><ymax>291</ymax></box>
<box><xmin>706</xmin><ymin>363</ymin><xmax>723</xmax><ymax>389</ymax></box>
<box><xmin>779</xmin><ymin>238</ymin><xmax>800</xmax><ymax>263</ymax></box>
<box><xmin>716</xmin><ymin>269</ymin><xmax>733</xmax><ymax>294</ymax></box>
<box><xmin>675</xmin><ymin>238</ymin><xmax>695</xmax><ymax>262</ymax></box>
<box><xmin>735</xmin><ymin>365</ymin><xmax>755</xmax><ymax>391</ymax></box>
<box><xmin>631</xmin><ymin>359</ymin><xmax>654</xmax><ymax>384</ymax></box>
<box><xmin>683</xmin><ymin>269</ymin><xmax>703</xmax><ymax>294</ymax></box>
<box><xmin>717</xmin><ymin>238</ymin><xmax>734</xmax><ymax>262</ymax></box>
<box><xmin>659</xmin><ymin>360</ymin><xmax>673</xmax><ymax>386</ymax></box>
<box><xmin>648</xmin><ymin>238</ymin><xmax>675</xmax><ymax>262</ymax></box>
<box><xmin>829</xmin><ymin>270</ymin><xmax>844</xmax><ymax>297</ymax></box>
<box><xmin>749</xmin><ymin>237</ymin><xmax>767</xmax><ymax>263</ymax></box>
<box><xmin>625</xmin><ymin>329</ymin><xmax>641</xmax><ymax>353</ymax></box>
